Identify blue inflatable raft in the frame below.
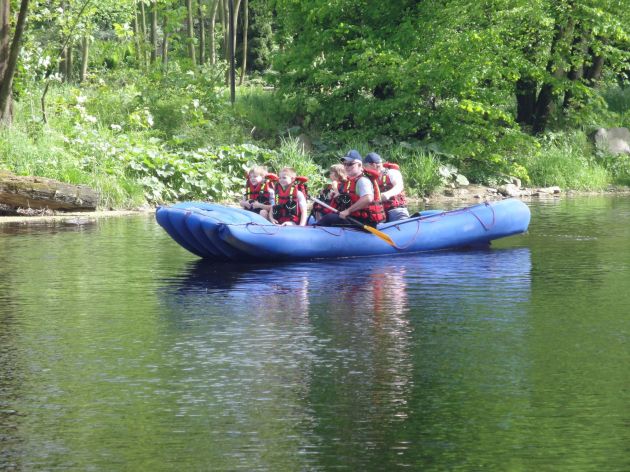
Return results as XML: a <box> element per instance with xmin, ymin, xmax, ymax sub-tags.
<box><xmin>156</xmin><ymin>199</ymin><xmax>530</xmax><ymax>261</ymax></box>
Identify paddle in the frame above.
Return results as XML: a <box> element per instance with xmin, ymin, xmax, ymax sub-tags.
<box><xmin>310</xmin><ymin>196</ymin><xmax>396</xmax><ymax>247</ymax></box>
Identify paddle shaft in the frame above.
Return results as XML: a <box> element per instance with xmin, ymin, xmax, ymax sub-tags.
<box><xmin>310</xmin><ymin>197</ymin><xmax>396</xmax><ymax>247</ymax></box>
<box><xmin>310</xmin><ymin>196</ymin><xmax>366</xmax><ymax>227</ymax></box>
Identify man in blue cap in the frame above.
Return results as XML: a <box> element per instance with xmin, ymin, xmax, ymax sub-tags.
<box><xmin>315</xmin><ymin>150</ymin><xmax>385</xmax><ymax>227</ymax></box>
<box><xmin>363</xmin><ymin>152</ymin><xmax>409</xmax><ymax>222</ymax></box>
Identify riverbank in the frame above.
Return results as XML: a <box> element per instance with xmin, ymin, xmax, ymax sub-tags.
<box><xmin>3</xmin><ymin>185</ymin><xmax>630</xmax><ymax>225</ymax></box>
<box><xmin>0</xmin><ymin>209</ymin><xmax>153</xmax><ymax>225</ymax></box>
<box><xmin>424</xmin><ymin>183</ymin><xmax>630</xmax><ymax>205</ymax></box>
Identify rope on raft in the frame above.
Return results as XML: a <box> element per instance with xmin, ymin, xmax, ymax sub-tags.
<box><xmin>465</xmin><ymin>202</ymin><xmax>496</xmax><ymax>231</ymax></box>
<box><xmin>389</xmin><ymin>219</ymin><xmax>421</xmax><ymax>250</ymax></box>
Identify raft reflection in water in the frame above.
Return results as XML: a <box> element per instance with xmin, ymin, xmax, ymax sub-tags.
<box><xmin>160</xmin><ymin>248</ymin><xmax>531</xmax><ymax>468</ymax></box>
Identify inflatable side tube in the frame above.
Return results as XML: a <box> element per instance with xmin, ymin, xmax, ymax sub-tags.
<box><xmin>187</xmin><ymin>208</ymin><xmax>255</xmax><ymax>261</ymax></box>
<box><xmin>156</xmin><ymin>207</ymin><xmax>208</xmax><ymax>258</ymax></box>
<box><xmin>218</xmin><ymin>199</ymin><xmax>530</xmax><ymax>261</ymax></box>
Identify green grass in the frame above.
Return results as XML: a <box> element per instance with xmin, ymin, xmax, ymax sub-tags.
<box><xmin>525</xmin><ymin>133</ymin><xmax>610</xmax><ymax>190</ymax></box>
<box><xmin>392</xmin><ymin>148</ymin><xmax>443</xmax><ymax>196</ymax></box>
<box><xmin>232</xmin><ymin>85</ymin><xmax>297</xmax><ymax>142</ymax></box>
<box><xmin>603</xmin><ymin>85</ymin><xmax>630</xmax><ymax>115</ymax></box>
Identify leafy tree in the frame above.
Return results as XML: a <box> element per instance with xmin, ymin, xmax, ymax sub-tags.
<box><xmin>270</xmin><ymin>0</ymin><xmax>629</xmax><ymax>180</ymax></box>
<box><xmin>0</xmin><ymin>0</ymin><xmax>30</xmax><ymax>125</ymax></box>
<box><xmin>244</xmin><ymin>0</ymin><xmax>274</xmax><ymax>73</ymax></box>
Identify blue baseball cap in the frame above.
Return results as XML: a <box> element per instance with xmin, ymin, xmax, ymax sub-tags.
<box><xmin>341</xmin><ymin>149</ymin><xmax>362</xmax><ymax>163</ymax></box>
<box><xmin>363</xmin><ymin>152</ymin><xmax>382</xmax><ymax>164</ymax></box>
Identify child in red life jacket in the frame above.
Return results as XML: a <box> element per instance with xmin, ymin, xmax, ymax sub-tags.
<box><xmin>312</xmin><ymin>163</ymin><xmax>347</xmax><ymax>221</ymax></box>
<box><xmin>240</xmin><ymin>165</ymin><xmax>276</xmax><ymax>220</ymax></box>
<box><xmin>363</xmin><ymin>152</ymin><xmax>410</xmax><ymax>222</ymax></box>
<box><xmin>270</xmin><ymin>167</ymin><xmax>308</xmax><ymax>226</ymax></box>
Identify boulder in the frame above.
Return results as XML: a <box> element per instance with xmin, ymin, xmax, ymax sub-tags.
<box><xmin>0</xmin><ymin>171</ymin><xmax>99</xmax><ymax>214</ymax></box>
<box><xmin>498</xmin><ymin>183</ymin><xmax>521</xmax><ymax>197</ymax></box>
<box><xmin>455</xmin><ymin>174</ymin><xmax>470</xmax><ymax>187</ymax></box>
<box><xmin>593</xmin><ymin>127</ymin><xmax>630</xmax><ymax>155</ymax></box>
<box><xmin>533</xmin><ymin>186</ymin><xmax>562</xmax><ymax>196</ymax></box>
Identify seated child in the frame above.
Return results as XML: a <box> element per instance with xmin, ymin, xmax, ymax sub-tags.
<box><xmin>270</xmin><ymin>167</ymin><xmax>308</xmax><ymax>226</ymax></box>
<box><xmin>313</xmin><ymin>163</ymin><xmax>347</xmax><ymax>222</ymax></box>
<box><xmin>240</xmin><ymin>165</ymin><xmax>276</xmax><ymax>219</ymax></box>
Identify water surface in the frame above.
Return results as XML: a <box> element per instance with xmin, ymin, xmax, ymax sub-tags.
<box><xmin>1</xmin><ymin>197</ymin><xmax>629</xmax><ymax>470</ymax></box>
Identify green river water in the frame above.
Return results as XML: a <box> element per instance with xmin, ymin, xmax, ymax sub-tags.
<box><xmin>1</xmin><ymin>196</ymin><xmax>629</xmax><ymax>471</ymax></box>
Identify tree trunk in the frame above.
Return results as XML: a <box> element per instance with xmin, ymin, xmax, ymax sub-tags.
<box><xmin>198</xmin><ymin>1</ymin><xmax>205</xmax><ymax>64</ymax></box>
<box><xmin>584</xmin><ymin>50</ymin><xmax>605</xmax><ymax>84</ymax></box>
<box><xmin>0</xmin><ymin>0</ymin><xmax>30</xmax><ymax>126</ymax></box>
<box><xmin>0</xmin><ymin>0</ymin><xmax>9</xmax><ymax>80</ymax></box>
<box><xmin>532</xmin><ymin>13</ymin><xmax>575</xmax><ymax>134</ymax></box>
<box><xmin>221</xmin><ymin>0</ymin><xmax>228</xmax><ymax>61</ymax></box>
<box><xmin>79</xmin><ymin>35</ymin><xmax>89</xmax><ymax>82</ymax></box>
<box><xmin>66</xmin><ymin>44</ymin><xmax>73</xmax><ymax>81</ymax></box>
<box><xmin>162</xmin><ymin>14</ymin><xmax>169</xmax><ymax>71</ymax></box>
<box><xmin>232</xmin><ymin>0</ymin><xmax>241</xmax><ymax>67</ymax></box>
<box><xmin>0</xmin><ymin>170</ymin><xmax>99</xmax><ymax>212</ymax></box>
<box><xmin>140</xmin><ymin>1</ymin><xmax>150</xmax><ymax>67</ymax></box>
<box><xmin>132</xmin><ymin>5</ymin><xmax>142</xmax><ymax>66</ymax></box>
<box><xmin>532</xmin><ymin>83</ymin><xmax>555</xmax><ymax>134</ymax></box>
<box><xmin>210</xmin><ymin>0</ymin><xmax>218</xmax><ymax>64</ymax></box>
<box><xmin>562</xmin><ymin>34</ymin><xmax>586</xmax><ymax>110</ymax></box>
<box><xmin>239</xmin><ymin>0</ymin><xmax>247</xmax><ymax>84</ymax></box>
<box><xmin>150</xmin><ymin>1</ymin><xmax>158</xmax><ymax>63</ymax></box>
<box><xmin>186</xmin><ymin>0</ymin><xmax>196</xmax><ymax>64</ymax></box>
<box><xmin>0</xmin><ymin>0</ymin><xmax>9</xmax><ymax>124</ymax></box>
<box><xmin>515</xmin><ymin>77</ymin><xmax>537</xmax><ymax>127</ymax></box>
<box><xmin>228</xmin><ymin>0</ymin><xmax>235</xmax><ymax>100</ymax></box>
<box><xmin>59</xmin><ymin>45</ymin><xmax>66</xmax><ymax>76</ymax></box>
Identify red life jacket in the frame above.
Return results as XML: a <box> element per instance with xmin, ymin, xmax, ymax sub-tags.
<box><xmin>295</xmin><ymin>176</ymin><xmax>309</xmax><ymax>199</ymax></box>
<box><xmin>379</xmin><ymin>164</ymin><xmax>407</xmax><ymax>211</ymax></box>
<box><xmin>333</xmin><ymin>169</ymin><xmax>386</xmax><ymax>226</ymax></box>
<box><xmin>244</xmin><ymin>173</ymin><xmax>277</xmax><ymax>205</ymax></box>
<box><xmin>313</xmin><ymin>180</ymin><xmax>344</xmax><ymax>215</ymax></box>
<box><xmin>272</xmin><ymin>182</ymin><xmax>302</xmax><ymax>224</ymax></box>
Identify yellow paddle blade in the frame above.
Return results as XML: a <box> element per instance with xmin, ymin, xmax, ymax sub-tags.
<box><xmin>363</xmin><ymin>225</ymin><xmax>396</xmax><ymax>247</ymax></box>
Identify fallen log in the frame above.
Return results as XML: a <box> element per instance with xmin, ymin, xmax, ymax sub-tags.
<box><xmin>0</xmin><ymin>170</ymin><xmax>99</xmax><ymax>213</ymax></box>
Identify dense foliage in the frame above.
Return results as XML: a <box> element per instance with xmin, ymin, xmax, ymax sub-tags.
<box><xmin>1</xmin><ymin>0</ymin><xmax>629</xmax><ymax>208</ymax></box>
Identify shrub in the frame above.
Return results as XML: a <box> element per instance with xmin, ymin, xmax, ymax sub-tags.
<box><xmin>525</xmin><ymin>132</ymin><xmax>610</xmax><ymax>190</ymax></box>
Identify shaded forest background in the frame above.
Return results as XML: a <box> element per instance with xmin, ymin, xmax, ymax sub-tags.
<box><xmin>1</xmin><ymin>0</ymin><xmax>629</xmax><ymax>208</ymax></box>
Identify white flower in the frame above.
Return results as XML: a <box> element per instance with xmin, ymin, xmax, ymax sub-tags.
<box><xmin>76</xmin><ymin>95</ymin><xmax>87</xmax><ymax>104</ymax></box>
<box><xmin>85</xmin><ymin>115</ymin><xmax>97</xmax><ymax>123</ymax></box>
<box><xmin>192</xmin><ymin>99</ymin><xmax>200</xmax><ymax>109</ymax></box>
<box><xmin>110</xmin><ymin>124</ymin><xmax>122</xmax><ymax>131</ymax></box>
<box><xmin>39</xmin><ymin>56</ymin><xmax>51</xmax><ymax>68</ymax></box>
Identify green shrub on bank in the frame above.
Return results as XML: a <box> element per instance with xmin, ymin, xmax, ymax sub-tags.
<box><xmin>395</xmin><ymin>149</ymin><xmax>443</xmax><ymax>197</ymax></box>
<box><xmin>4</xmin><ymin>69</ymin><xmax>629</xmax><ymax>211</ymax></box>
<box><xmin>6</xmin><ymin>84</ymin><xmax>328</xmax><ymax>205</ymax></box>
<box><xmin>525</xmin><ymin>132</ymin><xmax>610</xmax><ymax>190</ymax></box>
<box><xmin>603</xmin><ymin>86</ymin><xmax>630</xmax><ymax>118</ymax></box>
<box><xmin>597</xmin><ymin>153</ymin><xmax>630</xmax><ymax>186</ymax></box>
<box><xmin>233</xmin><ymin>86</ymin><xmax>298</xmax><ymax>143</ymax></box>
